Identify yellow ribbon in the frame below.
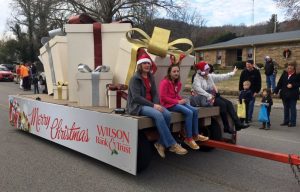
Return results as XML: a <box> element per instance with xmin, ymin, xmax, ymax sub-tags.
<box><xmin>57</xmin><ymin>85</ymin><xmax>62</xmax><ymax>100</ymax></box>
<box><xmin>125</xmin><ymin>27</ymin><xmax>194</xmax><ymax>84</ymax></box>
<box><xmin>56</xmin><ymin>81</ymin><xmax>68</xmax><ymax>99</ymax></box>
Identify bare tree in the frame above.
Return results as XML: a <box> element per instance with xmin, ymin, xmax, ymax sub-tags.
<box><xmin>274</xmin><ymin>0</ymin><xmax>300</xmax><ymax>20</ymax></box>
<box><xmin>64</xmin><ymin>0</ymin><xmax>179</xmax><ymax>23</ymax></box>
<box><xmin>169</xmin><ymin>8</ymin><xmax>206</xmax><ymax>27</ymax></box>
<box><xmin>9</xmin><ymin>0</ymin><xmax>70</xmax><ymax>61</ymax></box>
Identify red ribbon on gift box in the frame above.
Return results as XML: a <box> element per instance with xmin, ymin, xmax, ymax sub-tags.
<box><xmin>68</xmin><ymin>14</ymin><xmax>102</xmax><ymax>68</ymax></box>
<box><xmin>93</xmin><ymin>23</ymin><xmax>102</xmax><ymax>68</ymax></box>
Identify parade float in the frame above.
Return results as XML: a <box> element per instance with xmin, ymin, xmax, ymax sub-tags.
<box><xmin>8</xmin><ymin>14</ymin><xmax>300</xmax><ymax>180</ymax></box>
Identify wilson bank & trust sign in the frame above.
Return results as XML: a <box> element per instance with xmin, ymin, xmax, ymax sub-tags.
<box><xmin>9</xmin><ymin>96</ymin><xmax>138</xmax><ymax>175</ymax></box>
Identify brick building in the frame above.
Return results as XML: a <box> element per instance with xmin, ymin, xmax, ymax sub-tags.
<box><xmin>194</xmin><ymin>30</ymin><xmax>300</xmax><ymax>68</ymax></box>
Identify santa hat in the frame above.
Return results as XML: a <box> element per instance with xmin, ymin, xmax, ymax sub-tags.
<box><xmin>137</xmin><ymin>54</ymin><xmax>152</xmax><ymax>65</ymax></box>
<box><xmin>195</xmin><ymin>61</ymin><xmax>210</xmax><ymax>74</ymax></box>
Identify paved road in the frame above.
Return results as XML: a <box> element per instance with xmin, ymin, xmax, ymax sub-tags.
<box><xmin>1</xmin><ymin>82</ymin><xmax>300</xmax><ymax>192</ymax></box>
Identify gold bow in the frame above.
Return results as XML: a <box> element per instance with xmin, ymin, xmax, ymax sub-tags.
<box><xmin>57</xmin><ymin>81</ymin><xmax>68</xmax><ymax>86</ymax></box>
<box><xmin>125</xmin><ymin>27</ymin><xmax>194</xmax><ymax>84</ymax></box>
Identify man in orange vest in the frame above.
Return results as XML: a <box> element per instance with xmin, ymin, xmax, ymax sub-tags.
<box><xmin>20</xmin><ymin>63</ymin><xmax>30</xmax><ymax>90</ymax></box>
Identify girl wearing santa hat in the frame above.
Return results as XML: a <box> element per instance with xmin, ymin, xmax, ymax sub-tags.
<box><xmin>127</xmin><ymin>53</ymin><xmax>188</xmax><ymax>158</ymax></box>
<box><xmin>159</xmin><ymin>64</ymin><xmax>209</xmax><ymax>150</ymax></box>
<box><xmin>192</xmin><ymin>61</ymin><xmax>249</xmax><ymax>133</ymax></box>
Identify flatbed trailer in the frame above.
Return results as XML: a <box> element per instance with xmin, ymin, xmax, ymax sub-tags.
<box><xmin>8</xmin><ymin>94</ymin><xmax>300</xmax><ymax>179</ymax></box>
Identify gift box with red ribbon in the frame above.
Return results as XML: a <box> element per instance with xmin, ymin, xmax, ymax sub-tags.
<box><xmin>65</xmin><ymin>19</ymin><xmax>131</xmax><ymax>102</ymax></box>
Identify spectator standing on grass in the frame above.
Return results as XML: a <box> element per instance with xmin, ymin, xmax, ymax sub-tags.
<box><xmin>239</xmin><ymin>60</ymin><xmax>262</xmax><ymax>122</ymax></box>
<box><xmin>264</xmin><ymin>56</ymin><xmax>277</xmax><ymax>93</ymax></box>
<box><xmin>274</xmin><ymin>62</ymin><xmax>300</xmax><ymax>127</ymax></box>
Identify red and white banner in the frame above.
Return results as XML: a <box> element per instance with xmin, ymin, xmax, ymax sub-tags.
<box><xmin>9</xmin><ymin>95</ymin><xmax>138</xmax><ymax>175</ymax></box>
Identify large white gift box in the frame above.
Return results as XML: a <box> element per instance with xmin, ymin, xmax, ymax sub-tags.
<box><xmin>114</xmin><ymin>38</ymin><xmax>194</xmax><ymax>94</ymax></box>
<box><xmin>39</xmin><ymin>36</ymin><xmax>68</xmax><ymax>95</ymax></box>
<box><xmin>65</xmin><ymin>23</ymin><xmax>131</xmax><ymax>102</ymax></box>
<box><xmin>53</xmin><ymin>85</ymin><xmax>68</xmax><ymax>100</ymax></box>
<box><xmin>76</xmin><ymin>72</ymin><xmax>113</xmax><ymax>107</ymax></box>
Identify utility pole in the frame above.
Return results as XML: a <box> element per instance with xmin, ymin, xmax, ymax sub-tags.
<box><xmin>252</xmin><ymin>0</ymin><xmax>256</xmax><ymax>64</ymax></box>
<box><xmin>252</xmin><ymin>0</ymin><xmax>254</xmax><ymax>27</ymax></box>
<box><xmin>274</xmin><ymin>14</ymin><xmax>277</xmax><ymax>33</ymax></box>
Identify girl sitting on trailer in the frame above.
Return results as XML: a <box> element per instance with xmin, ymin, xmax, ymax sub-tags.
<box><xmin>159</xmin><ymin>63</ymin><xmax>209</xmax><ymax>150</ymax></box>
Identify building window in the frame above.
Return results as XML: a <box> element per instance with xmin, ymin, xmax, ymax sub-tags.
<box><xmin>237</xmin><ymin>49</ymin><xmax>242</xmax><ymax>61</ymax></box>
<box><xmin>198</xmin><ymin>52</ymin><xmax>204</xmax><ymax>61</ymax></box>
<box><xmin>247</xmin><ymin>48</ymin><xmax>253</xmax><ymax>59</ymax></box>
<box><xmin>216</xmin><ymin>50</ymin><xmax>222</xmax><ymax>64</ymax></box>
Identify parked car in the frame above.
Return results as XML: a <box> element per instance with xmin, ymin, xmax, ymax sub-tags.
<box><xmin>0</xmin><ymin>64</ymin><xmax>15</xmax><ymax>72</ymax></box>
<box><xmin>0</xmin><ymin>66</ymin><xmax>14</xmax><ymax>81</ymax></box>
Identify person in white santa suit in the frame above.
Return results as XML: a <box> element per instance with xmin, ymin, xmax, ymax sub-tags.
<box><xmin>192</xmin><ymin>61</ymin><xmax>249</xmax><ymax>133</ymax></box>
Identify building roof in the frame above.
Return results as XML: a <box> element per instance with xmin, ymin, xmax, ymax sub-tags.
<box><xmin>195</xmin><ymin>30</ymin><xmax>300</xmax><ymax>51</ymax></box>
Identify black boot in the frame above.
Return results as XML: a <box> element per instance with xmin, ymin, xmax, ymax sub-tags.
<box><xmin>235</xmin><ymin>122</ymin><xmax>249</xmax><ymax>130</ymax></box>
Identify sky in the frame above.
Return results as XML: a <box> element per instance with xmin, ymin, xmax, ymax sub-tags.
<box><xmin>176</xmin><ymin>0</ymin><xmax>286</xmax><ymax>26</ymax></box>
<box><xmin>0</xmin><ymin>0</ymin><xmax>12</xmax><ymax>38</ymax></box>
<box><xmin>0</xmin><ymin>0</ymin><xmax>286</xmax><ymax>38</ymax></box>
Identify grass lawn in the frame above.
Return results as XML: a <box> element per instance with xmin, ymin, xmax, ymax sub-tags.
<box><xmin>184</xmin><ymin>68</ymin><xmax>283</xmax><ymax>95</ymax></box>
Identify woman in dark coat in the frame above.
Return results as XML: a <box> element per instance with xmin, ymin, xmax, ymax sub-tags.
<box><xmin>274</xmin><ymin>62</ymin><xmax>300</xmax><ymax>127</ymax></box>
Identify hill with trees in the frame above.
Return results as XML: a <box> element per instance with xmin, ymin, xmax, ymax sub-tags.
<box><xmin>0</xmin><ymin>0</ymin><xmax>300</xmax><ymax>64</ymax></box>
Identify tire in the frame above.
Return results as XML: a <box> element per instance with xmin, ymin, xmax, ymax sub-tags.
<box><xmin>200</xmin><ymin>117</ymin><xmax>222</xmax><ymax>151</ymax></box>
<box><xmin>137</xmin><ymin>130</ymin><xmax>152</xmax><ymax>173</ymax></box>
<box><xmin>208</xmin><ymin>117</ymin><xmax>223</xmax><ymax>141</ymax></box>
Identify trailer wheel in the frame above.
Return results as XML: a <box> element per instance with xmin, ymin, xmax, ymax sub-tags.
<box><xmin>200</xmin><ymin>117</ymin><xmax>222</xmax><ymax>151</ymax></box>
<box><xmin>137</xmin><ymin>131</ymin><xmax>152</xmax><ymax>173</ymax></box>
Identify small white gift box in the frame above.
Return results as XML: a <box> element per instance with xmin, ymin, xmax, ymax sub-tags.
<box><xmin>76</xmin><ymin>72</ymin><xmax>113</xmax><ymax>107</ymax></box>
<box><xmin>107</xmin><ymin>90</ymin><xmax>127</xmax><ymax>109</ymax></box>
<box><xmin>53</xmin><ymin>85</ymin><xmax>68</xmax><ymax>100</ymax></box>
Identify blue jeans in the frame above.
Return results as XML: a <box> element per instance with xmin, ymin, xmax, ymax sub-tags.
<box><xmin>169</xmin><ymin>104</ymin><xmax>199</xmax><ymax>138</ymax></box>
<box><xmin>140</xmin><ymin>106</ymin><xmax>176</xmax><ymax>148</ymax></box>
<box><xmin>282</xmin><ymin>99</ymin><xmax>297</xmax><ymax>125</ymax></box>
<box><xmin>266</xmin><ymin>74</ymin><xmax>276</xmax><ymax>92</ymax></box>
<box><xmin>248</xmin><ymin>97</ymin><xmax>256</xmax><ymax>121</ymax></box>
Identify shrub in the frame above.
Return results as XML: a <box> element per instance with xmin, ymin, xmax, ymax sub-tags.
<box><xmin>213</xmin><ymin>64</ymin><xmax>222</xmax><ymax>70</ymax></box>
<box><xmin>235</xmin><ymin>61</ymin><xmax>246</xmax><ymax>69</ymax></box>
<box><xmin>256</xmin><ymin>63</ymin><xmax>264</xmax><ymax>69</ymax></box>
